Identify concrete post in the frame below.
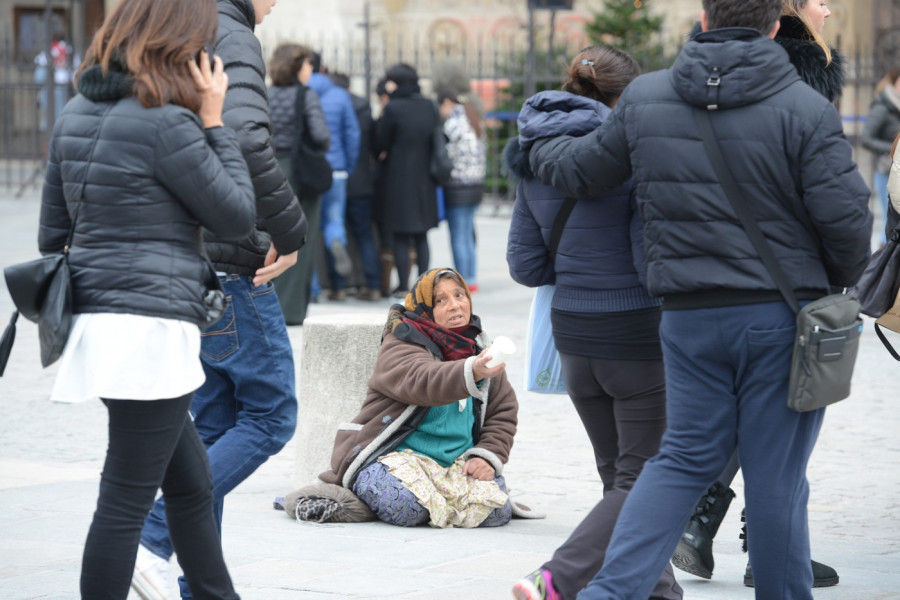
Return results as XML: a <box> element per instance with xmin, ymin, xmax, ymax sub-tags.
<box><xmin>294</xmin><ymin>313</ymin><xmax>385</xmax><ymax>487</ymax></box>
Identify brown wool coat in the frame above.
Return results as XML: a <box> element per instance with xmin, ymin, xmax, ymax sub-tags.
<box><xmin>319</xmin><ymin>332</ymin><xmax>518</xmax><ymax>489</ymax></box>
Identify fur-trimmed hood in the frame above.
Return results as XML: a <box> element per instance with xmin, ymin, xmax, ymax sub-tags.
<box><xmin>775</xmin><ymin>16</ymin><xmax>845</xmax><ymax>103</ymax></box>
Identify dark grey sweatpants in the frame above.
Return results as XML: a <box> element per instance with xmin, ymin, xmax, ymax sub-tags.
<box><xmin>543</xmin><ymin>352</ymin><xmax>683</xmax><ymax>600</ymax></box>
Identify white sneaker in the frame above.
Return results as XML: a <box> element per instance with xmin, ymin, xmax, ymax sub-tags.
<box><xmin>131</xmin><ymin>544</ymin><xmax>169</xmax><ymax>600</ymax></box>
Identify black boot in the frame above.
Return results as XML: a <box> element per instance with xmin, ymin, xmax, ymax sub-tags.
<box><xmin>672</xmin><ymin>482</ymin><xmax>736</xmax><ymax>579</ymax></box>
<box><xmin>741</xmin><ymin>509</ymin><xmax>840</xmax><ymax>588</ymax></box>
<box><xmin>743</xmin><ymin>560</ymin><xmax>840</xmax><ymax>588</ymax></box>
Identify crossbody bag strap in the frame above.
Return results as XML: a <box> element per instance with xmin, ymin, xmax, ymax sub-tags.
<box><xmin>548</xmin><ymin>196</ymin><xmax>577</xmax><ymax>265</ymax></box>
<box><xmin>64</xmin><ymin>103</ymin><xmax>115</xmax><ymax>257</ymax></box>
<box><xmin>694</xmin><ymin>109</ymin><xmax>801</xmax><ymax>314</ymax></box>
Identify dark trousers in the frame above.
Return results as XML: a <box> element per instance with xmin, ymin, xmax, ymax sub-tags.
<box><xmin>581</xmin><ymin>303</ymin><xmax>823</xmax><ymax>600</ymax></box>
<box><xmin>273</xmin><ymin>155</ymin><xmax>322</xmax><ymax>325</ymax></box>
<box><xmin>544</xmin><ymin>354</ymin><xmax>682</xmax><ymax>600</ymax></box>
<box><xmin>332</xmin><ymin>195</ymin><xmax>381</xmax><ymax>291</ymax></box>
<box><xmin>392</xmin><ymin>232</ymin><xmax>429</xmax><ymax>292</ymax></box>
<box><xmin>82</xmin><ymin>394</ymin><xmax>237</xmax><ymax>600</ymax></box>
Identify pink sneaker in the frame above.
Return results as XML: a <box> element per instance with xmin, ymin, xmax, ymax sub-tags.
<box><xmin>512</xmin><ymin>568</ymin><xmax>561</xmax><ymax>600</ymax></box>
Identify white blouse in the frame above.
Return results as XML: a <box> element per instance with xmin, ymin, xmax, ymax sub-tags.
<box><xmin>51</xmin><ymin>313</ymin><xmax>205</xmax><ymax>403</ymax></box>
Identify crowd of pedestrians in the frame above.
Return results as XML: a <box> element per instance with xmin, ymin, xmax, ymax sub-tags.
<box><xmin>21</xmin><ymin>0</ymin><xmax>884</xmax><ymax>598</ymax></box>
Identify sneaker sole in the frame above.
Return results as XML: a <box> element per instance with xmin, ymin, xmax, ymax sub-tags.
<box><xmin>743</xmin><ymin>574</ymin><xmax>840</xmax><ymax>588</ymax></box>
<box><xmin>672</xmin><ymin>541</ymin><xmax>713</xmax><ymax>579</ymax></box>
<box><xmin>511</xmin><ymin>581</ymin><xmax>540</xmax><ymax>600</ymax></box>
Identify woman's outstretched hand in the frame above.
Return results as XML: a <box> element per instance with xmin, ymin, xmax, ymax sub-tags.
<box><xmin>188</xmin><ymin>50</ymin><xmax>227</xmax><ymax>129</ymax></box>
<box><xmin>463</xmin><ymin>456</ymin><xmax>495</xmax><ymax>481</ymax></box>
<box><xmin>472</xmin><ymin>347</ymin><xmax>505</xmax><ymax>382</ymax></box>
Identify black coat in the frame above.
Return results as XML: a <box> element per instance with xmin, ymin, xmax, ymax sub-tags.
<box><xmin>347</xmin><ymin>92</ymin><xmax>375</xmax><ymax>198</ymax></box>
<box><xmin>204</xmin><ymin>0</ymin><xmax>307</xmax><ymax>275</ymax></box>
<box><xmin>374</xmin><ymin>90</ymin><xmax>439</xmax><ymax>234</ymax></box>
<box><xmin>39</xmin><ymin>71</ymin><xmax>256</xmax><ymax>325</ymax></box>
<box><xmin>529</xmin><ymin>27</ymin><xmax>872</xmax><ymax>305</ymax></box>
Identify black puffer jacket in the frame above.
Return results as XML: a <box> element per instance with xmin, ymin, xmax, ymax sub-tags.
<box><xmin>205</xmin><ymin>0</ymin><xmax>307</xmax><ymax>274</ymax></box>
<box><xmin>38</xmin><ymin>66</ymin><xmax>256</xmax><ymax>325</ymax></box>
<box><xmin>530</xmin><ymin>27</ymin><xmax>871</xmax><ymax>306</ymax></box>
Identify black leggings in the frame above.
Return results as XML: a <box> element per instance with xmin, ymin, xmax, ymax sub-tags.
<box><xmin>543</xmin><ymin>353</ymin><xmax>681</xmax><ymax>600</ymax></box>
<box><xmin>392</xmin><ymin>232</ymin><xmax>429</xmax><ymax>292</ymax></box>
<box><xmin>81</xmin><ymin>394</ymin><xmax>238</xmax><ymax>600</ymax></box>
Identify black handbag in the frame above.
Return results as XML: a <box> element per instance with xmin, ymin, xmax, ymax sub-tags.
<box><xmin>290</xmin><ymin>85</ymin><xmax>333</xmax><ymax>198</ymax></box>
<box><xmin>849</xmin><ymin>227</ymin><xmax>900</xmax><ymax>319</ymax></box>
<box><xmin>695</xmin><ymin>109</ymin><xmax>862</xmax><ymax>412</ymax></box>
<box><xmin>3</xmin><ymin>215</ymin><xmax>76</xmax><ymax>369</ymax></box>
<box><xmin>848</xmin><ymin>227</ymin><xmax>900</xmax><ymax>360</ymax></box>
<box><xmin>429</xmin><ymin>102</ymin><xmax>452</xmax><ymax>186</ymax></box>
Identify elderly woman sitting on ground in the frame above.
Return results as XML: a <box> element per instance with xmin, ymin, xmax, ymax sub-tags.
<box><xmin>318</xmin><ymin>267</ymin><xmax>518</xmax><ymax>528</ymax></box>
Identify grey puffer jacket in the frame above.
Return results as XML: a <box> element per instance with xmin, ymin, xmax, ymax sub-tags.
<box><xmin>204</xmin><ymin>0</ymin><xmax>307</xmax><ymax>275</ymax></box>
<box><xmin>39</xmin><ymin>67</ymin><xmax>256</xmax><ymax>325</ymax></box>
<box><xmin>530</xmin><ymin>27</ymin><xmax>871</xmax><ymax>306</ymax></box>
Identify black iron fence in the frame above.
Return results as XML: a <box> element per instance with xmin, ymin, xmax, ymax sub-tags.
<box><xmin>0</xmin><ymin>28</ymin><xmax>890</xmax><ymax>200</ymax></box>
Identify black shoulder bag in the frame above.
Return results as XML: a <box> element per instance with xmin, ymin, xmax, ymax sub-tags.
<box><xmin>290</xmin><ymin>85</ymin><xmax>333</xmax><ymax>198</ymax></box>
<box><xmin>3</xmin><ymin>209</ymin><xmax>77</xmax><ymax>371</ymax></box>
<box><xmin>695</xmin><ymin>109</ymin><xmax>862</xmax><ymax>412</ymax></box>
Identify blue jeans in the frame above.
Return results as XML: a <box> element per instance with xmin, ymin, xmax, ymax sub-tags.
<box><xmin>321</xmin><ymin>176</ymin><xmax>348</xmax><ymax>248</ymax></box>
<box><xmin>875</xmin><ymin>171</ymin><xmax>890</xmax><ymax>243</ymax></box>
<box><xmin>140</xmin><ymin>275</ymin><xmax>297</xmax><ymax>598</ymax></box>
<box><xmin>579</xmin><ymin>303</ymin><xmax>824</xmax><ymax>600</ymax></box>
<box><xmin>343</xmin><ymin>195</ymin><xmax>381</xmax><ymax>290</ymax></box>
<box><xmin>322</xmin><ymin>177</ymin><xmax>348</xmax><ymax>290</ymax></box>
<box><xmin>445</xmin><ymin>203</ymin><xmax>478</xmax><ymax>285</ymax></box>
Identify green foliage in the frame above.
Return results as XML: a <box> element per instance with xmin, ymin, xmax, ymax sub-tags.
<box><xmin>586</xmin><ymin>0</ymin><xmax>670</xmax><ymax>70</ymax></box>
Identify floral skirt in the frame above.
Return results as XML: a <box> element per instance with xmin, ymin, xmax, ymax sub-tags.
<box><xmin>352</xmin><ymin>449</ymin><xmax>511</xmax><ymax>528</ymax></box>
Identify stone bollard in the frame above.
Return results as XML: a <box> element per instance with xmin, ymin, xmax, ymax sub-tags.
<box><xmin>294</xmin><ymin>312</ymin><xmax>385</xmax><ymax>487</ymax></box>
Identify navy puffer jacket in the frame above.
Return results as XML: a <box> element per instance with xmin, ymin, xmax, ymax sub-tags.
<box><xmin>505</xmin><ymin>91</ymin><xmax>660</xmax><ymax>313</ymax></box>
<box><xmin>39</xmin><ymin>70</ymin><xmax>256</xmax><ymax>325</ymax></box>
<box><xmin>203</xmin><ymin>0</ymin><xmax>308</xmax><ymax>274</ymax></box>
<box><xmin>530</xmin><ymin>28</ymin><xmax>872</xmax><ymax>305</ymax></box>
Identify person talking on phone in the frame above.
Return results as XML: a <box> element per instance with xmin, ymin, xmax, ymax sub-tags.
<box><xmin>39</xmin><ymin>0</ymin><xmax>255</xmax><ymax>597</ymax></box>
<box><xmin>132</xmin><ymin>0</ymin><xmax>308</xmax><ymax>598</ymax></box>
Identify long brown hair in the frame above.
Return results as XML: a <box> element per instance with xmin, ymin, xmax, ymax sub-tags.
<box><xmin>562</xmin><ymin>45</ymin><xmax>640</xmax><ymax>107</ymax></box>
<box><xmin>269</xmin><ymin>44</ymin><xmax>315</xmax><ymax>87</ymax></box>
<box><xmin>76</xmin><ymin>0</ymin><xmax>217</xmax><ymax>112</ymax></box>
<box><xmin>437</xmin><ymin>87</ymin><xmax>483</xmax><ymax>138</ymax></box>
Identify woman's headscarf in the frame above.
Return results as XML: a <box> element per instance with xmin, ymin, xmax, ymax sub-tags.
<box><xmin>383</xmin><ymin>268</ymin><xmax>481</xmax><ymax>361</ymax></box>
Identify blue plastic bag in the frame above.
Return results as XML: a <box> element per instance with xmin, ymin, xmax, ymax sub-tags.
<box><xmin>524</xmin><ymin>285</ymin><xmax>566</xmax><ymax>394</ymax></box>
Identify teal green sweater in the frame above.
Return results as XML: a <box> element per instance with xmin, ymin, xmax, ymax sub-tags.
<box><xmin>397</xmin><ymin>399</ymin><xmax>475</xmax><ymax>466</ymax></box>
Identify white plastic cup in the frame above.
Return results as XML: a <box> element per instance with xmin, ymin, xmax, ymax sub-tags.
<box><xmin>485</xmin><ymin>335</ymin><xmax>516</xmax><ymax>368</ymax></box>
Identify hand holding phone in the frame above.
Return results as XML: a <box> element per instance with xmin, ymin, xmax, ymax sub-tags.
<box><xmin>195</xmin><ymin>44</ymin><xmax>215</xmax><ymax>71</ymax></box>
<box><xmin>188</xmin><ymin>45</ymin><xmax>227</xmax><ymax>128</ymax></box>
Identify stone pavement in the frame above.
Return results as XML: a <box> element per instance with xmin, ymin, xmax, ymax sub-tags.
<box><xmin>0</xmin><ymin>190</ymin><xmax>898</xmax><ymax>600</ymax></box>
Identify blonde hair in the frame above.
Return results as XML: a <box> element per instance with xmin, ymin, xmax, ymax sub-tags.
<box><xmin>783</xmin><ymin>0</ymin><xmax>832</xmax><ymax>65</ymax></box>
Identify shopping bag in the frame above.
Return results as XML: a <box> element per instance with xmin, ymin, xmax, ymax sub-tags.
<box><xmin>524</xmin><ymin>285</ymin><xmax>566</xmax><ymax>394</ymax></box>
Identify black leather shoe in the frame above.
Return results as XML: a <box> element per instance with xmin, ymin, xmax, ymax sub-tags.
<box><xmin>743</xmin><ymin>560</ymin><xmax>839</xmax><ymax>588</ymax></box>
